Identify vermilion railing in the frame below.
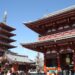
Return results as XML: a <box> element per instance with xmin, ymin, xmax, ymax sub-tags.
<box><xmin>38</xmin><ymin>29</ymin><xmax>75</xmax><ymax>41</ymax></box>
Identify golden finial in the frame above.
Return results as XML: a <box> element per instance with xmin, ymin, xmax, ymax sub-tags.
<box><xmin>3</xmin><ymin>11</ymin><xmax>7</xmax><ymax>23</ymax></box>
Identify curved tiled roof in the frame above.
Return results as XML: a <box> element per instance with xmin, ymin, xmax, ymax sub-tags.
<box><xmin>5</xmin><ymin>51</ymin><xmax>33</xmax><ymax>64</ymax></box>
<box><xmin>43</xmin><ymin>5</ymin><xmax>75</xmax><ymax>18</ymax></box>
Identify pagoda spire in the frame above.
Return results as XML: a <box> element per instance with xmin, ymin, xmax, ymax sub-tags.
<box><xmin>3</xmin><ymin>11</ymin><xmax>7</xmax><ymax>23</ymax></box>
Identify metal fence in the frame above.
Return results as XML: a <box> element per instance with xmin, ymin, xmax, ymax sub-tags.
<box><xmin>28</xmin><ymin>73</ymin><xmax>45</xmax><ymax>75</ymax></box>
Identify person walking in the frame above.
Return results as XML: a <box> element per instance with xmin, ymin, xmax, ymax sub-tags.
<box><xmin>7</xmin><ymin>70</ymin><xmax>12</xmax><ymax>75</ymax></box>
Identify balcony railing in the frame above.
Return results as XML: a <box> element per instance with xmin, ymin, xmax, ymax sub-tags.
<box><xmin>38</xmin><ymin>29</ymin><xmax>75</xmax><ymax>42</ymax></box>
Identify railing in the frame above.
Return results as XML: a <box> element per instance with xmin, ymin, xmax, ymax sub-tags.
<box><xmin>28</xmin><ymin>73</ymin><xmax>45</xmax><ymax>75</ymax></box>
<box><xmin>28</xmin><ymin>71</ymin><xmax>75</xmax><ymax>75</ymax></box>
<box><xmin>38</xmin><ymin>29</ymin><xmax>75</xmax><ymax>42</ymax></box>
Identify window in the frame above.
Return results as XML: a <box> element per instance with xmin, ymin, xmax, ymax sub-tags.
<box><xmin>47</xmin><ymin>29</ymin><xmax>51</xmax><ymax>33</ymax></box>
<box><xmin>72</xmin><ymin>23</ymin><xmax>75</xmax><ymax>27</ymax></box>
<box><xmin>52</xmin><ymin>29</ymin><xmax>56</xmax><ymax>32</ymax></box>
<box><xmin>46</xmin><ymin>50</ymin><xmax>51</xmax><ymax>54</ymax></box>
<box><xmin>64</xmin><ymin>25</ymin><xmax>69</xmax><ymax>29</ymax></box>
<box><xmin>58</xmin><ymin>27</ymin><xmax>63</xmax><ymax>30</ymax></box>
<box><xmin>51</xmin><ymin>50</ymin><xmax>57</xmax><ymax>53</ymax></box>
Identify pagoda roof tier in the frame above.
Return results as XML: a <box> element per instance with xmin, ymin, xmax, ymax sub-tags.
<box><xmin>24</xmin><ymin>5</ymin><xmax>75</xmax><ymax>35</ymax></box>
<box><xmin>0</xmin><ymin>35</ymin><xmax>16</xmax><ymax>43</ymax></box>
<box><xmin>22</xmin><ymin>36</ymin><xmax>75</xmax><ymax>53</ymax></box>
<box><xmin>0</xmin><ymin>29</ymin><xmax>16</xmax><ymax>37</ymax></box>
<box><xmin>0</xmin><ymin>22</ymin><xmax>16</xmax><ymax>32</ymax></box>
<box><xmin>0</xmin><ymin>42</ymin><xmax>16</xmax><ymax>49</ymax></box>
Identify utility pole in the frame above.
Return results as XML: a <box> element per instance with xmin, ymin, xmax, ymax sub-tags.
<box><xmin>36</xmin><ymin>52</ymin><xmax>40</xmax><ymax>73</ymax></box>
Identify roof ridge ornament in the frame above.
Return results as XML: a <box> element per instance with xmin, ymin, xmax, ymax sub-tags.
<box><xmin>3</xmin><ymin>11</ymin><xmax>7</xmax><ymax>23</ymax></box>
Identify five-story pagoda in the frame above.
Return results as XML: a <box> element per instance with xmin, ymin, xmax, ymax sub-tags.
<box><xmin>22</xmin><ymin>5</ymin><xmax>75</xmax><ymax>75</ymax></box>
<box><xmin>0</xmin><ymin>12</ymin><xmax>16</xmax><ymax>57</ymax></box>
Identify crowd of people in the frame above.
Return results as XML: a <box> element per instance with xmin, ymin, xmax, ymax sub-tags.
<box><xmin>0</xmin><ymin>69</ymin><xmax>26</xmax><ymax>75</ymax></box>
<box><xmin>0</xmin><ymin>62</ymin><xmax>27</xmax><ymax>75</ymax></box>
<box><xmin>0</xmin><ymin>65</ymin><xmax>26</xmax><ymax>75</ymax></box>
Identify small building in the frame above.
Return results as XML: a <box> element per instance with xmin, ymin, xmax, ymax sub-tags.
<box><xmin>5</xmin><ymin>50</ymin><xmax>35</xmax><ymax>74</ymax></box>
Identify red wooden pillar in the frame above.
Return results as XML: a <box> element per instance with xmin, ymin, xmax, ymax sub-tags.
<box><xmin>25</xmin><ymin>64</ymin><xmax>29</xmax><ymax>75</ymax></box>
<box><xmin>57</xmin><ymin>53</ymin><xmax>61</xmax><ymax>72</ymax></box>
<box><xmin>11</xmin><ymin>63</ymin><xmax>18</xmax><ymax>73</ymax></box>
<box><xmin>44</xmin><ymin>62</ymin><xmax>47</xmax><ymax>73</ymax></box>
<box><xmin>44</xmin><ymin>52</ymin><xmax>47</xmax><ymax>75</ymax></box>
<box><xmin>73</xmin><ymin>51</ymin><xmax>75</xmax><ymax>72</ymax></box>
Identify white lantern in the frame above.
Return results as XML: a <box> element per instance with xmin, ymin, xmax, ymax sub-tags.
<box><xmin>66</xmin><ymin>55</ymin><xmax>70</xmax><ymax>64</ymax></box>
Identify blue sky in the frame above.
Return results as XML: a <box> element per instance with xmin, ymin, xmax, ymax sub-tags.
<box><xmin>0</xmin><ymin>0</ymin><xmax>75</xmax><ymax>60</ymax></box>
